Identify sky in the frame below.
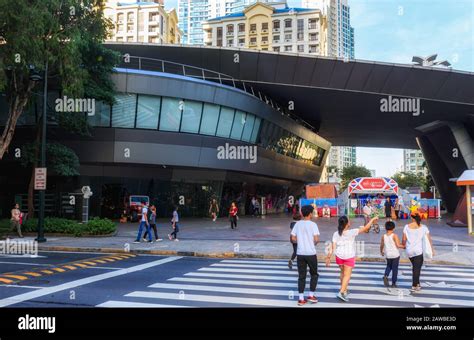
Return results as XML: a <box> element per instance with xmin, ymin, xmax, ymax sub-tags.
<box><xmin>164</xmin><ymin>0</ymin><xmax>473</xmax><ymax>177</ymax></box>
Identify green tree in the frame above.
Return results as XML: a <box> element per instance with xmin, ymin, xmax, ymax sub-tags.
<box><xmin>393</xmin><ymin>171</ymin><xmax>426</xmax><ymax>190</ymax></box>
<box><xmin>0</xmin><ymin>0</ymin><xmax>119</xmax><ymax>159</ymax></box>
<box><xmin>340</xmin><ymin>165</ymin><xmax>372</xmax><ymax>191</ymax></box>
<box><xmin>0</xmin><ymin>0</ymin><xmax>120</xmax><ymax>216</ymax></box>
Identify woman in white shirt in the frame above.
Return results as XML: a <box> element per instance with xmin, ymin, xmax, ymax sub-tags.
<box><xmin>402</xmin><ymin>213</ymin><xmax>434</xmax><ymax>292</ymax></box>
<box><xmin>325</xmin><ymin>215</ymin><xmax>379</xmax><ymax>302</ymax></box>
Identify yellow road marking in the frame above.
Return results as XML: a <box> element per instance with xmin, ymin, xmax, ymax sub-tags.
<box><xmin>0</xmin><ymin>278</ymin><xmax>14</xmax><ymax>284</ymax></box>
<box><xmin>101</xmin><ymin>258</ymin><xmax>116</xmax><ymax>262</ymax></box>
<box><xmin>81</xmin><ymin>262</ymin><xmax>97</xmax><ymax>266</ymax></box>
<box><xmin>3</xmin><ymin>274</ymin><xmax>28</xmax><ymax>280</ymax></box>
<box><xmin>93</xmin><ymin>260</ymin><xmax>106</xmax><ymax>264</ymax></box>
<box><xmin>51</xmin><ymin>268</ymin><xmax>66</xmax><ymax>273</ymax></box>
<box><xmin>74</xmin><ymin>263</ymin><xmax>89</xmax><ymax>268</ymax></box>
<box><xmin>23</xmin><ymin>272</ymin><xmax>42</xmax><ymax>277</ymax></box>
<box><xmin>108</xmin><ymin>256</ymin><xmax>125</xmax><ymax>261</ymax></box>
<box><xmin>63</xmin><ymin>266</ymin><xmax>77</xmax><ymax>270</ymax></box>
<box><xmin>41</xmin><ymin>270</ymin><xmax>54</xmax><ymax>274</ymax></box>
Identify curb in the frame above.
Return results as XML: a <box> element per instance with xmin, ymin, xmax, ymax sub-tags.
<box><xmin>37</xmin><ymin>245</ymin><xmax>472</xmax><ymax>266</ymax></box>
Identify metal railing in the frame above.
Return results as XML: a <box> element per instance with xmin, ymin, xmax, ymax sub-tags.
<box><xmin>117</xmin><ymin>55</ymin><xmax>317</xmax><ymax>132</ymax></box>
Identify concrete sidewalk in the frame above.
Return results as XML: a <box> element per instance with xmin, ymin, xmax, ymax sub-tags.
<box><xmin>18</xmin><ymin>214</ymin><xmax>474</xmax><ymax>265</ymax></box>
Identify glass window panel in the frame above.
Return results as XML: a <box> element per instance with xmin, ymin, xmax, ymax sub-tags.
<box><xmin>200</xmin><ymin>103</ymin><xmax>220</xmax><ymax>135</ymax></box>
<box><xmin>180</xmin><ymin>100</ymin><xmax>202</xmax><ymax>133</ymax></box>
<box><xmin>88</xmin><ymin>101</ymin><xmax>111</xmax><ymax>127</ymax></box>
<box><xmin>250</xmin><ymin>117</ymin><xmax>261</xmax><ymax>143</ymax></box>
<box><xmin>230</xmin><ymin>110</ymin><xmax>246</xmax><ymax>140</ymax></box>
<box><xmin>136</xmin><ymin>95</ymin><xmax>160</xmax><ymax>129</ymax></box>
<box><xmin>112</xmin><ymin>94</ymin><xmax>136</xmax><ymax>128</ymax></box>
<box><xmin>159</xmin><ymin>97</ymin><xmax>182</xmax><ymax>132</ymax></box>
<box><xmin>241</xmin><ymin>114</ymin><xmax>255</xmax><ymax>142</ymax></box>
<box><xmin>216</xmin><ymin>107</ymin><xmax>234</xmax><ymax>138</ymax></box>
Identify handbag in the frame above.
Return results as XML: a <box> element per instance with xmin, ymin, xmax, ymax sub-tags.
<box><xmin>422</xmin><ymin>232</ymin><xmax>433</xmax><ymax>259</ymax></box>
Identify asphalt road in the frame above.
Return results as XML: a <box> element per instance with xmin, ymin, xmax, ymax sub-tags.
<box><xmin>0</xmin><ymin>251</ymin><xmax>473</xmax><ymax>308</ymax></box>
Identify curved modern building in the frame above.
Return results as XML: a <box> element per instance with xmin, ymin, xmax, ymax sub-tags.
<box><xmin>1</xmin><ymin>42</ymin><xmax>473</xmax><ymax>218</ymax></box>
<box><xmin>0</xmin><ymin>49</ymin><xmax>330</xmax><ymax>218</ymax></box>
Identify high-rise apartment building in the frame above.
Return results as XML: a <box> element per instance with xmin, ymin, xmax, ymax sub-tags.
<box><xmin>105</xmin><ymin>0</ymin><xmax>182</xmax><ymax>44</ymax></box>
<box><xmin>202</xmin><ymin>2</ymin><xmax>325</xmax><ymax>54</ymax></box>
<box><xmin>320</xmin><ymin>146</ymin><xmax>356</xmax><ymax>182</ymax></box>
<box><xmin>403</xmin><ymin>149</ymin><xmax>427</xmax><ymax>177</ymax></box>
<box><xmin>301</xmin><ymin>0</ymin><xmax>354</xmax><ymax>59</ymax></box>
<box><xmin>178</xmin><ymin>0</ymin><xmax>274</xmax><ymax>45</ymax></box>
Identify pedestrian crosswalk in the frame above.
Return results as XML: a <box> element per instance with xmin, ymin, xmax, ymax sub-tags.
<box><xmin>96</xmin><ymin>258</ymin><xmax>474</xmax><ymax>308</ymax></box>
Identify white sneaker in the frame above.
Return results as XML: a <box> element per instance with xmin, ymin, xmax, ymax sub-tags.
<box><xmin>157</xmin><ymin>238</ymin><xmax>163</xmax><ymax>242</ymax></box>
<box><xmin>174</xmin><ymin>239</ymin><xmax>179</xmax><ymax>242</ymax></box>
<box><xmin>142</xmin><ymin>238</ymin><xmax>147</xmax><ymax>242</ymax></box>
<box><xmin>168</xmin><ymin>234</ymin><xmax>172</xmax><ymax>240</ymax></box>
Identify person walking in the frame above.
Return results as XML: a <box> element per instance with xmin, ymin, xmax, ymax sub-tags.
<box><xmin>288</xmin><ymin>213</ymin><xmax>301</xmax><ymax>270</ymax></box>
<box><xmin>133</xmin><ymin>201</ymin><xmax>153</xmax><ymax>243</ymax></box>
<box><xmin>394</xmin><ymin>198</ymin><xmax>401</xmax><ymax>220</ymax></box>
<box><xmin>402</xmin><ymin>213</ymin><xmax>434</xmax><ymax>292</ymax></box>
<box><xmin>209</xmin><ymin>199</ymin><xmax>219</xmax><ymax>222</ymax></box>
<box><xmin>384</xmin><ymin>197</ymin><xmax>393</xmax><ymax>221</ymax></box>
<box><xmin>290</xmin><ymin>205</ymin><xmax>320</xmax><ymax>306</ymax></box>
<box><xmin>362</xmin><ymin>201</ymin><xmax>373</xmax><ymax>226</ymax></box>
<box><xmin>144</xmin><ymin>205</ymin><xmax>162</xmax><ymax>242</ymax></box>
<box><xmin>325</xmin><ymin>215</ymin><xmax>378</xmax><ymax>302</ymax></box>
<box><xmin>11</xmin><ymin>203</ymin><xmax>23</xmax><ymax>238</ymax></box>
<box><xmin>380</xmin><ymin>221</ymin><xmax>404</xmax><ymax>288</ymax></box>
<box><xmin>229</xmin><ymin>202</ymin><xmax>238</xmax><ymax>229</ymax></box>
<box><xmin>168</xmin><ymin>206</ymin><xmax>180</xmax><ymax>241</ymax></box>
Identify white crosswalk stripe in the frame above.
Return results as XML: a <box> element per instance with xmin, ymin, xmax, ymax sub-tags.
<box><xmin>97</xmin><ymin>258</ymin><xmax>474</xmax><ymax>308</ymax></box>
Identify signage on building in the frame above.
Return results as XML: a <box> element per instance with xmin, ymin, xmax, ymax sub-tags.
<box><xmin>34</xmin><ymin>168</ymin><xmax>47</xmax><ymax>190</ymax></box>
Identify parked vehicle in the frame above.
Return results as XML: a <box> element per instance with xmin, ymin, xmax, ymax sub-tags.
<box><xmin>126</xmin><ymin>195</ymin><xmax>150</xmax><ymax>222</ymax></box>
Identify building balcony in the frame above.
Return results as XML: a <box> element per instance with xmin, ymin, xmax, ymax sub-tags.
<box><xmin>272</xmin><ymin>27</ymin><xmax>280</xmax><ymax>32</ymax></box>
<box><xmin>308</xmin><ymin>24</ymin><xmax>318</xmax><ymax>30</ymax></box>
<box><xmin>261</xmin><ymin>29</ymin><xmax>269</xmax><ymax>34</ymax></box>
<box><xmin>238</xmin><ymin>42</ymin><xmax>245</xmax><ymax>47</ymax></box>
<box><xmin>273</xmin><ymin>39</ymin><xmax>280</xmax><ymax>44</ymax></box>
<box><xmin>249</xmin><ymin>41</ymin><xmax>257</xmax><ymax>46</ymax></box>
<box><xmin>226</xmin><ymin>32</ymin><xmax>234</xmax><ymax>36</ymax></box>
<box><xmin>238</xmin><ymin>30</ymin><xmax>245</xmax><ymax>35</ymax></box>
<box><xmin>249</xmin><ymin>30</ymin><xmax>257</xmax><ymax>35</ymax></box>
<box><xmin>261</xmin><ymin>40</ymin><xmax>269</xmax><ymax>45</ymax></box>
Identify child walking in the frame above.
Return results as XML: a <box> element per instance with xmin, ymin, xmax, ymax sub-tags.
<box><xmin>168</xmin><ymin>206</ymin><xmax>180</xmax><ymax>241</ymax></box>
<box><xmin>380</xmin><ymin>221</ymin><xmax>404</xmax><ymax>288</ymax></box>
<box><xmin>288</xmin><ymin>213</ymin><xmax>301</xmax><ymax>270</ymax></box>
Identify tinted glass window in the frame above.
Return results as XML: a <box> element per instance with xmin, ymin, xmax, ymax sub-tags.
<box><xmin>200</xmin><ymin>103</ymin><xmax>220</xmax><ymax>135</ymax></box>
<box><xmin>230</xmin><ymin>110</ymin><xmax>246</xmax><ymax>140</ymax></box>
<box><xmin>136</xmin><ymin>95</ymin><xmax>160</xmax><ymax>129</ymax></box>
<box><xmin>112</xmin><ymin>94</ymin><xmax>136</xmax><ymax>128</ymax></box>
<box><xmin>160</xmin><ymin>97</ymin><xmax>182</xmax><ymax>132</ymax></box>
<box><xmin>216</xmin><ymin>107</ymin><xmax>234</xmax><ymax>138</ymax></box>
<box><xmin>241</xmin><ymin>114</ymin><xmax>255</xmax><ymax>142</ymax></box>
<box><xmin>180</xmin><ymin>100</ymin><xmax>202</xmax><ymax>133</ymax></box>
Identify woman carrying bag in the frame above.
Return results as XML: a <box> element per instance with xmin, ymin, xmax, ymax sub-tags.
<box><xmin>402</xmin><ymin>212</ymin><xmax>435</xmax><ymax>292</ymax></box>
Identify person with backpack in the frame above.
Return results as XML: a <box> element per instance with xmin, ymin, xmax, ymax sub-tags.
<box><xmin>133</xmin><ymin>201</ymin><xmax>153</xmax><ymax>243</ymax></box>
<box><xmin>402</xmin><ymin>213</ymin><xmax>434</xmax><ymax>292</ymax></box>
<box><xmin>144</xmin><ymin>205</ymin><xmax>162</xmax><ymax>242</ymax></box>
<box><xmin>290</xmin><ymin>205</ymin><xmax>320</xmax><ymax>306</ymax></box>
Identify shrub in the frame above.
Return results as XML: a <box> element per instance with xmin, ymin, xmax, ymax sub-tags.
<box><xmin>85</xmin><ymin>217</ymin><xmax>116</xmax><ymax>235</ymax></box>
<box><xmin>21</xmin><ymin>217</ymin><xmax>115</xmax><ymax>236</ymax></box>
<box><xmin>0</xmin><ymin>219</ymin><xmax>12</xmax><ymax>238</ymax></box>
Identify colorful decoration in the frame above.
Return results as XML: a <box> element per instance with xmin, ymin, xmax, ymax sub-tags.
<box><xmin>348</xmin><ymin>177</ymin><xmax>399</xmax><ymax>196</ymax></box>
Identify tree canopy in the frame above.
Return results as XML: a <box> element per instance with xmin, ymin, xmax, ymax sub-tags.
<box><xmin>340</xmin><ymin>164</ymin><xmax>372</xmax><ymax>191</ymax></box>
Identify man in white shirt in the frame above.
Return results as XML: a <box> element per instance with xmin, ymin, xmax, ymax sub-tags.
<box><xmin>290</xmin><ymin>205</ymin><xmax>320</xmax><ymax>306</ymax></box>
<box><xmin>362</xmin><ymin>201</ymin><xmax>373</xmax><ymax>225</ymax></box>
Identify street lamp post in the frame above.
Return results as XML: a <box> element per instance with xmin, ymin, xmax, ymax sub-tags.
<box><xmin>36</xmin><ymin>61</ymin><xmax>48</xmax><ymax>243</ymax></box>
